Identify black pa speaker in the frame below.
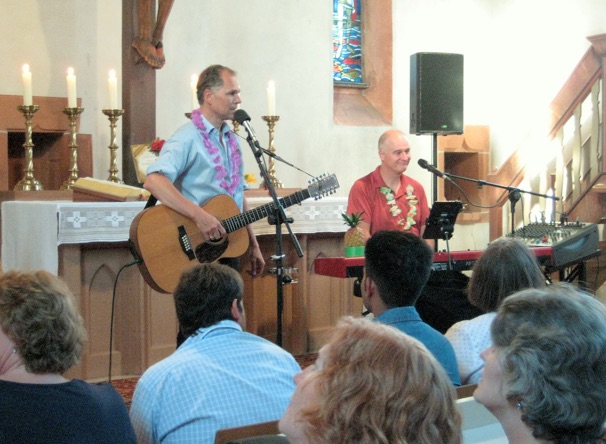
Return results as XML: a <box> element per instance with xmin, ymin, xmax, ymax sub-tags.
<box><xmin>410</xmin><ymin>52</ymin><xmax>464</xmax><ymax>135</ymax></box>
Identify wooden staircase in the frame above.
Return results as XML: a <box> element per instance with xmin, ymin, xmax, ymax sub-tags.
<box><xmin>487</xmin><ymin>33</ymin><xmax>606</xmax><ymax>292</ymax></box>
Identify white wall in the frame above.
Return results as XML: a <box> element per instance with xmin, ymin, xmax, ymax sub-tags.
<box><xmin>1</xmin><ymin>0</ymin><xmax>605</xmax><ymax>249</ymax></box>
<box><xmin>0</xmin><ymin>0</ymin><xmax>121</xmax><ymax>179</ymax></box>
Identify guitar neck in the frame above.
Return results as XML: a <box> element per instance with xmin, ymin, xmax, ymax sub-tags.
<box><xmin>222</xmin><ymin>189</ymin><xmax>312</xmax><ymax>233</ymax></box>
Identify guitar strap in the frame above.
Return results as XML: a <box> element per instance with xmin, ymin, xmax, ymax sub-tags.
<box><xmin>144</xmin><ymin>193</ymin><xmax>158</xmax><ymax>209</ymax></box>
<box><xmin>129</xmin><ymin>193</ymin><xmax>157</xmax><ymax>266</ymax></box>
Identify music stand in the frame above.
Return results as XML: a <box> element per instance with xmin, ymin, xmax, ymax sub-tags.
<box><xmin>423</xmin><ymin>201</ymin><xmax>463</xmax><ymax>272</ymax></box>
<box><xmin>423</xmin><ymin>201</ymin><xmax>463</xmax><ymax>241</ymax></box>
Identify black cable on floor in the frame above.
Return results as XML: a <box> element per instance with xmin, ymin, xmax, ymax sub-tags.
<box><xmin>108</xmin><ymin>260</ymin><xmax>139</xmax><ymax>383</ymax></box>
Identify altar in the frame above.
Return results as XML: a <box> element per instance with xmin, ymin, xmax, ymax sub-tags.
<box><xmin>1</xmin><ymin>195</ymin><xmax>361</xmax><ymax>380</ymax></box>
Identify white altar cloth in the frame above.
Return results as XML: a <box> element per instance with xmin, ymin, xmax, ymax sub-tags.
<box><xmin>2</xmin><ymin>197</ymin><xmax>347</xmax><ymax>275</ymax></box>
<box><xmin>245</xmin><ymin>196</ymin><xmax>347</xmax><ymax>236</ymax></box>
<box><xmin>2</xmin><ymin>201</ymin><xmax>146</xmax><ymax>274</ymax></box>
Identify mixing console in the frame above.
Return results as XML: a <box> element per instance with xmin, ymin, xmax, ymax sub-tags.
<box><xmin>506</xmin><ymin>222</ymin><xmax>599</xmax><ymax>267</ymax></box>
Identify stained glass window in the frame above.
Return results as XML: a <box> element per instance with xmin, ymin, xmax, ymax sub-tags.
<box><xmin>333</xmin><ymin>0</ymin><xmax>364</xmax><ymax>84</ymax></box>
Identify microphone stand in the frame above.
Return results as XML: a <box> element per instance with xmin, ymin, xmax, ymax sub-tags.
<box><xmin>441</xmin><ymin>171</ymin><xmax>559</xmax><ymax>235</ymax></box>
<box><xmin>243</xmin><ymin>135</ymin><xmax>304</xmax><ymax>348</ymax></box>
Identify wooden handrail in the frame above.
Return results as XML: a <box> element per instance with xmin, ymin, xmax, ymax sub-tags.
<box><xmin>488</xmin><ymin>33</ymin><xmax>606</xmax><ymax>240</ymax></box>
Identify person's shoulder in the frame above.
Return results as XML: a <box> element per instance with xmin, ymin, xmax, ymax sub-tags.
<box><xmin>406</xmin><ymin>314</ymin><xmax>456</xmax><ymax>347</ymax></box>
<box><xmin>136</xmin><ymin>349</ymin><xmax>190</xmax><ymax>386</ymax></box>
<box><xmin>68</xmin><ymin>379</ymin><xmax>124</xmax><ymax>401</ymax></box>
<box><xmin>161</xmin><ymin>121</ymin><xmax>198</xmax><ymax>146</ymax></box>
<box><xmin>173</xmin><ymin>120</ymin><xmax>197</xmax><ymax>134</ymax></box>
<box><xmin>352</xmin><ymin>166</ymin><xmax>380</xmax><ymax>185</ymax></box>
<box><xmin>241</xmin><ymin>332</ymin><xmax>297</xmax><ymax>356</ymax></box>
<box><xmin>453</xmin><ymin>312</ymin><xmax>495</xmax><ymax>330</ymax></box>
<box><xmin>445</xmin><ymin>318</ymin><xmax>472</xmax><ymax>336</ymax></box>
<box><xmin>420</xmin><ymin>320</ymin><xmax>453</xmax><ymax>342</ymax></box>
<box><xmin>237</xmin><ymin>333</ymin><xmax>300</xmax><ymax>368</ymax></box>
<box><xmin>446</xmin><ymin>313</ymin><xmax>494</xmax><ymax>346</ymax></box>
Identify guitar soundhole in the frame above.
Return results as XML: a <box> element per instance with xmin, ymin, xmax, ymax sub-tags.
<box><xmin>195</xmin><ymin>238</ymin><xmax>229</xmax><ymax>263</ymax></box>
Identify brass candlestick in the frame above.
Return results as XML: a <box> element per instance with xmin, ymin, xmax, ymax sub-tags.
<box><xmin>261</xmin><ymin>115</ymin><xmax>283</xmax><ymax>188</ymax></box>
<box><xmin>102</xmin><ymin>109</ymin><xmax>124</xmax><ymax>183</ymax></box>
<box><xmin>60</xmin><ymin>107</ymin><xmax>85</xmax><ymax>190</ymax></box>
<box><xmin>14</xmin><ymin>105</ymin><xmax>43</xmax><ymax>191</ymax></box>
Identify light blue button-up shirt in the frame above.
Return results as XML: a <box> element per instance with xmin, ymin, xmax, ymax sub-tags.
<box><xmin>129</xmin><ymin>320</ymin><xmax>300</xmax><ymax>443</ymax></box>
<box><xmin>147</xmin><ymin>115</ymin><xmax>246</xmax><ymax>210</ymax></box>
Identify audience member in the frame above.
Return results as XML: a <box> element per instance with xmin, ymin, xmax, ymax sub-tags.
<box><xmin>474</xmin><ymin>283</ymin><xmax>606</xmax><ymax>443</ymax></box>
<box><xmin>363</xmin><ymin>230</ymin><xmax>461</xmax><ymax>385</ymax></box>
<box><xmin>129</xmin><ymin>263</ymin><xmax>300</xmax><ymax>443</ymax></box>
<box><xmin>347</xmin><ymin>129</ymin><xmax>430</xmax><ymax>241</ymax></box>
<box><xmin>0</xmin><ymin>270</ymin><xmax>136</xmax><ymax>443</ymax></box>
<box><xmin>445</xmin><ymin>238</ymin><xmax>546</xmax><ymax>384</ymax></box>
<box><xmin>279</xmin><ymin>316</ymin><xmax>462</xmax><ymax>443</ymax></box>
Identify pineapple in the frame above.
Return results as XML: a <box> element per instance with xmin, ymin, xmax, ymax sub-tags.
<box><xmin>341</xmin><ymin>211</ymin><xmax>366</xmax><ymax>257</ymax></box>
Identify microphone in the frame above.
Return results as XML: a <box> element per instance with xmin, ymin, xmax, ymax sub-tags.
<box><xmin>233</xmin><ymin>109</ymin><xmax>261</xmax><ymax>148</ymax></box>
<box><xmin>418</xmin><ymin>158</ymin><xmax>446</xmax><ymax>178</ymax></box>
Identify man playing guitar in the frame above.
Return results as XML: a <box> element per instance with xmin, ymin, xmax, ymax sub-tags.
<box><xmin>143</xmin><ymin>64</ymin><xmax>265</xmax><ymax>280</ymax></box>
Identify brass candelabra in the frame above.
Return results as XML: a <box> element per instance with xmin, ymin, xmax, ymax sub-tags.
<box><xmin>102</xmin><ymin>109</ymin><xmax>124</xmax><ymax>183</ymax></box>
<box><xmin>61</xmin><ymin>107</ymin><xmax>85</xmax><ymax>190</ymax></box>
<box><xmin>14</xmin><ymin>105</ymin><xmax>43</xmax><ymax>191</ymax></box>
<box><xmin>261</xmin><ymin>115</ymin><xmax>283</xmax><ymax>188</ymax></box>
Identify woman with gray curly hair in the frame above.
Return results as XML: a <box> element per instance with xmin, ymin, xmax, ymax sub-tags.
<box><xmin>474</xmin><ymin>283</ymin><xmax>606</xmax><ymax>444</ymax></box>
<box><xmin>279</xmin><ymin>316</ymin><xmax>462</xmax><ymax>443</ymax></box>
<box><xmin>0</xmin><ymin>270</ymin><xmax>136</xmax><ymax>443</ymax></box>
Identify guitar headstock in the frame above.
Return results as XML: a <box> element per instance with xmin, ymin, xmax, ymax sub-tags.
<box><xmin>308</xmin><ymin>173</ymin><xmax>339</xmax><ymax>200</ymax></box>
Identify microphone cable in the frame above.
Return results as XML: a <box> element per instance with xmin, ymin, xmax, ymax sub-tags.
<box><xmin>108</xmin><ymin>259</ymin><xmax>140</xmax><ymax>383</ymax></box>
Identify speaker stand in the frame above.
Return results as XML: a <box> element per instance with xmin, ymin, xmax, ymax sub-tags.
<box><xmin>430</xmin><ymin>133</ymin><xmax>438</xmax><ymax>252</ymax></box>
<box><xmin>431</xmin><ymin>133</ymin><xmax>438</xmax><ymax>204</ymax></box>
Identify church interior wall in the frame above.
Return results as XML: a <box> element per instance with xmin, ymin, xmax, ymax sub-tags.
<box><xmin>1</xmin><ymin>0</ymin><xmax>605</xmax><ymax>251</ymax></box>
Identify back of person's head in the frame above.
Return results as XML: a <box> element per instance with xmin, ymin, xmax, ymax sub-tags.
<box><xmin>0</xmin><ymin>270</ymin><xmax>85</xmax><ymax>374</ymax></box>
<box><xmin>468</xmin><ymin>237</ymin><xmax>545</xmax><ymax>312</ymax></box>
<box><xmin>492</xmin><ymin>283</ymin><xmax>606</xmax><ymax>444</ymax></box>
<box><xmin>174</xmin><ymin>263</ymin><xmax>244</xmax><ymax>338</ymax></box>
<box><xmin>196</xmin><ymin>64</ymin><xmax>236</xmax><ymax>104</ymax></box>
<box><xmin>365</xmin><ymin>230</ymin><xmax>433</xmax><ymax>307</ymax></box>
<box><xmin>301</xmin><ymin>316</ymin><xmax>461</xmax><ymax>443</ymax></box>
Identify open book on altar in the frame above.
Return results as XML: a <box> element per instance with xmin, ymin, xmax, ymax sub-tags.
<box><xmin>72</xmin><ymin>177</ymin><xmax>151</xmax><ymax>202</ymax></box>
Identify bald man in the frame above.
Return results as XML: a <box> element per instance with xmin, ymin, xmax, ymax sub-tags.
<box><xmin>347</xmin><ymin>129</ymin><xmax>430</xmax><ymax>242</ymax></box>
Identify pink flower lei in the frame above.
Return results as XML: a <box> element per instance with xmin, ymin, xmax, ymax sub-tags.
<box><xmin>191</xmin><ymin>109</ymin><xmax>242</xmax><ymax>195</ymax></box>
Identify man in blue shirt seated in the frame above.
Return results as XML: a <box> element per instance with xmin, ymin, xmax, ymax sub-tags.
<box><xmin>129</xmin><ymin>263</ymin><xmax>301</xmax><ymax>443</ymax></box>
<box><xmin>361</xmin><ymin>230</ymin><xmax>461</xmax><ymax>386</ymax></box>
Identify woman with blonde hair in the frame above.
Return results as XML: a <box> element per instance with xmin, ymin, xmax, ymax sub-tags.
<box><xmin>0</xmin><ymin>270</ymin><xmax>135</xmax><ymax>443</ymax></box>
<box><xmin>279</xmin><ymin>316</ymin><xmax>461</xmax><ymax>443</ymax></box>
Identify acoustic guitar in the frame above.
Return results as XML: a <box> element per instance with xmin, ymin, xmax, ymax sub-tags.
<box><xmin>129</xmin><ymin>174</ymin><xmax>339</xmax><ymax>293</ymax></box>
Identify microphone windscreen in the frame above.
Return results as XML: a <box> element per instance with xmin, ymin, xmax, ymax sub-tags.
<box><xmin>418</xmin><ymin>158</ymin><xmax>429</xmax><ymax>168</ymax></box>
<box><xmin>234</xmin><ymin>109</ymin><xmax>251</xmax><ymax>125</ymax></box>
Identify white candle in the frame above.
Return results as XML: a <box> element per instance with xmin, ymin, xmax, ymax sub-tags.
<box><xmin>22</xmin><ymin>64</ymin><xmax>32</xmax><ymax>106</ymax></box>
<box><xmin>67</xmin><ymin>67</ymin><xmax>77</xmax><ymax>108</ymax></box>
<box><xmin>191</xmin><ymin>74</ymin><xmax>198</xmax><ymax>110</ymax></box>
<box><xmin>267</xmin><ymin>80</ymin><xmax>276</xmax><ymax>116</ymax></box>
<box><xmin>108</xmin><ymin>69</ymin><xmax>118</xmax><ymax>109</ymax></box>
